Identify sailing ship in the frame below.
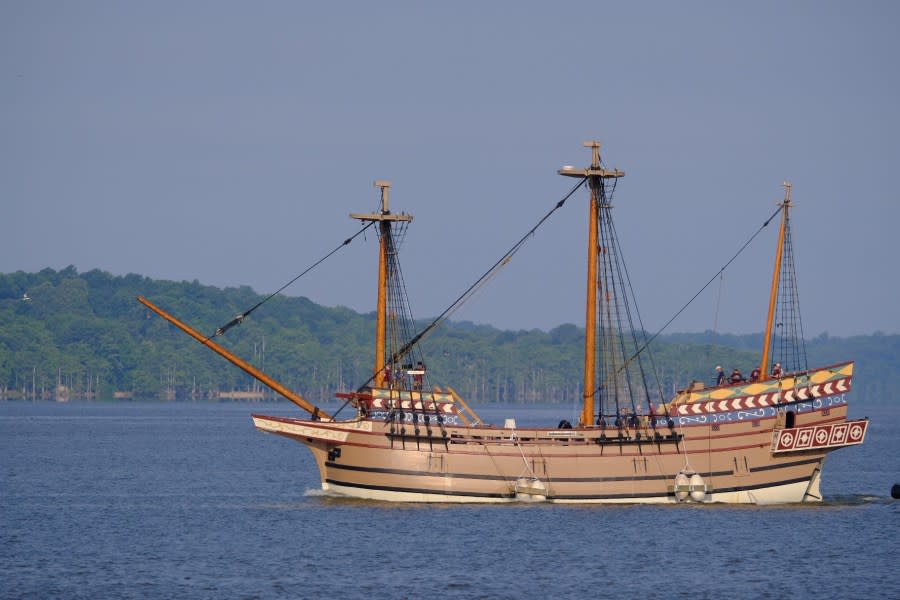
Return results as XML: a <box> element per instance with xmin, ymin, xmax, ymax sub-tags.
<box><xmin>138</xmin><ymin>141</ymin><xmax>867</xmax><ymax>504</ymax></box>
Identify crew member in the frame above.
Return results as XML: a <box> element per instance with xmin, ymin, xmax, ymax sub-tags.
<box><xmin>412</xmin><ymin>361</ymin><xmax>426</xmax><ymax>390</ymax></box>
<box><xmin>715</xmin><ymin>366</ymin><xmax>726</xmax><ymax>386</ymax></box>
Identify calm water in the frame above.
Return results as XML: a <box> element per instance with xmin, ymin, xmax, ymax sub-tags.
<box><xmin>1</xmin><ymin>401</ymin><xmax>897</xmax><ymax>599</ymax></box>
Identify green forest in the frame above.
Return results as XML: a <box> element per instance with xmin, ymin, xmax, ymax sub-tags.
<box><xmin>1</xmin><ymin>267</ymin><xmax>897</xmax><ymax>405</ymax></box>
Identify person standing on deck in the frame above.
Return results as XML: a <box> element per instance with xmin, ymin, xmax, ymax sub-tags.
<box><xmin>412</xmin><ymin>361</ymin><xmax>425</xmax><ymax>391</ymax></box>
<box><xmin>715</xmin><ymin>366</ymin><xmax>726</xmax><ymax>386</ymax></box>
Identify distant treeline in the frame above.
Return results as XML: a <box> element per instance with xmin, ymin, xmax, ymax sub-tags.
<box><xmin>1</xmin><ymin>267</ymin><xmax>896</xmax><ymax>405</ymax></box>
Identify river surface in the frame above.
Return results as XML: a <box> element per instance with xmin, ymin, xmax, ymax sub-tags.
<box><xmin>1</xmin><ymin>401</ymin><xmax>897</xmax><ymax>599</ymax></box>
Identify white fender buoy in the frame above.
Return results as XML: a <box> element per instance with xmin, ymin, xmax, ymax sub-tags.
<box><xmin>689</xmin><ymin>472</ymin><xmax>707</xmax><ymax>502</ymax></box>
<box><xmin>674</xmin><ymin>471</ymin><xmax>691</xmax><ymax>502</ymax></box>
<box><xmin>515</xmin><ymin>477</ymin><xmax>548</xmax><ymax>502</ymax></box>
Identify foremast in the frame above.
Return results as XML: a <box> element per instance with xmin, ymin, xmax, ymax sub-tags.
<box><xmin>350</xmin><ymin>181</ymin><xmax>413</xmax><ymax>388</ymax></box>
<box><xmin>559</xmin><ymin>142</ymin><xmax>625</xmax><ymax>427</ymax></box>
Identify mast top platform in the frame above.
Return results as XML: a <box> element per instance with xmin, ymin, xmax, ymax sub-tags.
<box><xmin>558</xmin><ymin>140</ymin><xmax>625</xmax><ymax>179</ymax></box>
<box><xmin>781</xmin><ymin>180</ymin><xmax>793</xmax><ymax>207</ymax></box>
<box><xmin>350</xmin><ymin>179</ymin><xmax>414</xmax><ymax>223</ymax></box>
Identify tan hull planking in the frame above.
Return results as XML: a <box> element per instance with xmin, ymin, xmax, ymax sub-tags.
<box><xmin>253</xmin><ymin>398</ymin><xmax>865</xmax><ymax>504</ymax></box>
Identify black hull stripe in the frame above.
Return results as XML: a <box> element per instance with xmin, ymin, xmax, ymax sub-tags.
<box><xmin>324</xmin><ymin>456</ymin><xmax>822</xmax><ymax>485</ymax></box>
<box><xmin>750</xmin><ymin>457</ymin><xmax>822</xmax><ymax>473</ymax></box>
<box><xmin>326</xmin><ymin>461</ymin><xmax>508</xmax><ymax>481</ymax></box>
<box><xmin>325</xmin><ymin>474</ymin><xmax>815</xmax><ymax>501</ymax></box>
<box><xmin>549</xmin><ymin>475</ymin><xmax>815</xmax><ymax>500</ymax></box>
<box><xmin>325</xmin><ymin>479</ymin><xmax>515</xmax><ymax>499</ymax></box>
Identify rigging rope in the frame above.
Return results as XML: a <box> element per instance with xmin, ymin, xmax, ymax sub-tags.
<box><xmin>208</xmin><ymin>221</ymin><xmax>375</xmax><ymax>339</ymax></box>
<box><xmin>330</xmin><ymin>177</ymin><xmax>588</xmax><ymax>420</ymax></box>
<box><xmin>608</xmin><ymin>214</ymin><xmax>662</xmax><ymax>413</ymax></box>
<box><xmin>712</xmin><ymin>272</ymin><xmax>724</xmax><ymax>334</ymax></box>
<box><xmin>593</xmin><ymin>204</ymin><xmax>785</xmax><ymax>399</ymax></box>
<box><xmin>772</xmin><ymin>218</ymin><xmax>808</xmax><ymax>373</ymax></box>
<box><xmin>356</xmin><ymin>176</ymin><xmax>588</xmax><ymax>391</ymax></box>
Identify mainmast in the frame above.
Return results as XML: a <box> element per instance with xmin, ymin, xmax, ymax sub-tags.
<box><xmin>350</xmin><ymin>180</ymin><xmax>413</xmax><ymax>388</ymax></box>
<box><xmin>760</xmin><ymin>181</ymin><xmax>792</xmax><ymax>378</ymax></box>
<box><xmin>559</xmin><ymin>142</ymin><xmax>625</xmax><ymax>427</ymax></box>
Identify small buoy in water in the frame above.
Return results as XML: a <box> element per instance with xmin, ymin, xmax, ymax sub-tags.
<box><xmin>892</xmin><ymin>484</ymin><xmax>900</xmax><ymax>499</ymax></box>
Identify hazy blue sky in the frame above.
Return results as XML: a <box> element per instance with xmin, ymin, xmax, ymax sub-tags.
<box><xmin>2</xmin><ymin>1</ymin><xmax>898</xmax><ymax>337</ymax></box>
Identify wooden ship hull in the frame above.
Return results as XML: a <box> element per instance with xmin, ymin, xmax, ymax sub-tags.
<box><xmin>251</xmin><ymin>362</ymin><xmax>866</xmax><ymax>504</ymax></box>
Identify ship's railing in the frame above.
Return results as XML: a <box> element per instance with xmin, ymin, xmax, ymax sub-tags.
<box><xmin>668</xmin><ymin>361</ymin><xmax>854</xmax><ymax>412</ymax></box>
